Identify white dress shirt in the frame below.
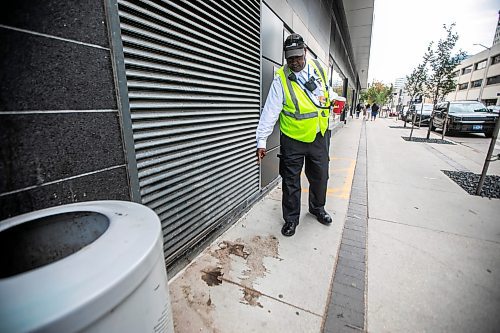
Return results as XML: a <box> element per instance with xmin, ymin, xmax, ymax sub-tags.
<box><xmin>256</xmin><ymin>63</ymin><xmax>331</xmax><ymax>149</ymax></box>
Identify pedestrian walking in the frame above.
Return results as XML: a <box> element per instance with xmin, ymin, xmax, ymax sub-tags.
<box><xmin>371</xmin><ymin>103</ymin><xmax>379</xmax><ymax>121</ymax></box>
<box><xmin>256</xmin><ymin>33</ymin><xmax>336</xmax><ymax>237</ymax></box>
<box><xmin>365</xmin><ymin>103</ymin><xmax>371</xmax><ymax>121</ymax></box>
<box><xmin>355</xmin><ymin>102</ymin><xmax>362</xmax><ymax>119</ymax></box>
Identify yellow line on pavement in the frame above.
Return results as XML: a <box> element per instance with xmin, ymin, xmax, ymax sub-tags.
<box><xmin>301</xmin><ymin>158</ymin><xmax>356</xmax><ymax>199</ymax></box>
<box><xmin>332</xmin><ymin>159</ymin><xmax>356</xmax><ymax>199</ymax></box>
<box><xmin>330</xmin><ymin>156</ymin><xmax>355</xmax><ymax>161</ymax></box>
<box><xmin>329</xmin><ymin>167</ymin><xmax>352</xmax><ymax>172</ymax></box>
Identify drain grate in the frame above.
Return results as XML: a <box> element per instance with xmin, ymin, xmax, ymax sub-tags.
<box><xmin>402</xmin><ymin>137</ymin><xmax>455</xmax><ymax>145</ymax></box>
<box><xmin>442</xmin><ymin>170</ymin><xmax>500</xmax><ymax>199</ymax></box>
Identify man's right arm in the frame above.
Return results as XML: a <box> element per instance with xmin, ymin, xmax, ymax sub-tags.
<box><xmin>255</xmin><ymin>77</ymin><xmax>283</xmax><ymax>160</ymax></box>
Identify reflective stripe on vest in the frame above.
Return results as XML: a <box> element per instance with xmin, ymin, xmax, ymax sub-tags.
<box><xmin>277</xmin><ymin>59</ymin><xmax>331</xmax><ymax>143</ymax></box>
<box><xmin>310</xmin><ymin>59</ymin><xmax>329</xmax><ymax>102</ymax></box>
<box><xmin>279</xmin><ymin>61</ymin><xmax>330</xmax><ymax>120</ymax></box>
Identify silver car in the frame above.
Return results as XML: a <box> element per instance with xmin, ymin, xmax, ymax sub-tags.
<box><xmin>487</xmin><ymin>105</ymin><xmax>500</xmax><ymax>115</ymax></box>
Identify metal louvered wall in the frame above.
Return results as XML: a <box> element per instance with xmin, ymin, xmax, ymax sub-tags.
<box><xmin>116</xmin><ymin>0</ymin><xmax>261</xmax><ymax>267</ymax></box>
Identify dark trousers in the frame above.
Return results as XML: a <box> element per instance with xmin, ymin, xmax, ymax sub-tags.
<box><xmin>279</xmin><ymin>131</ymin><xmax>330</xmax><ymax>223</ymax></box>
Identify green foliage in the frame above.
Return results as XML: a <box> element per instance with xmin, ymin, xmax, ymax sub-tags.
<box><xmin>359</xmin><ymin>90</ymin><xmax>368</xmax><ymax>103</ymax></box>
<box><xmin>363</xmin><ymin>81</ymin><xmax>392</xmax><ymax>106</ymax></box>
<box><xmin>426</xmin><ymin>24</ymin><xmax>467</xmax><ymax>104</ymax></box>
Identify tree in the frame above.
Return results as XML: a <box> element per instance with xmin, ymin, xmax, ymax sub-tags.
<box><xmin>404</xmin><ymin>44</ymin><xmax>432</xmax><ymax>132</ymax></box>
<box><xmin>405</xmin><ymin>43</ymin><xmax>432</xmax><ymax>105</ymax></box>
<box><xmin>359</xmin><ymin>90</ymin><xmax>368</xmax><ymax>103</ymax></box>
<box><xmin>427</xmin><ymin>24</ymin><xmax>467</xmax><ymax>105</ymax></box>
<box><xmin>426</xmin><ymin>23</ymin><xmax>467</xmax><ymax>138</ymax></box>
<box><xmin>362</xmin><ymin>81</ymin><xmax>392</xmax><ymax>106</ymax></box>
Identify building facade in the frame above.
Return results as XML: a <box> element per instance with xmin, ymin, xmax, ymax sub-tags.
<box><xmin>393</xmin><ymin>77</ymin><xmax>413</xmax><ymax>107</ymax></box>
<box><xmin>0</xmin><ymin>0</ymin><xmax>373</xmax><ymax>273</ymax></box>
<box><xmin>446</xmin><ymin>43</ymin><xmax>500</xmax><ymax>106</ymax></box>
<box><xmin>493</xmin><ymin>10</ymin><xmax>500</xmax><ymax>46</ymax></box>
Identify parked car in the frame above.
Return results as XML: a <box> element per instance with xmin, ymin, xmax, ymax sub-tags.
<box><xmin>399</xmin><ymin>106</ymin><xmax>409</xmax><ymax>121</ymax></box>
<box><xmin>431</xmin><ymin>101</ymin><xmax>499</xmax><ymax>137</ymax></box>
<box><xmin>408</xmin><ymin>103</ymin><xmax>434</xmax><ymax>125</ymax></box>
<box><xmin>487</xmin><ymin>105</ymin><xmax>500</xmax><ymax>115</ymax></box>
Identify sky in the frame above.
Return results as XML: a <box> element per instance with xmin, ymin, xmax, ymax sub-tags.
<box><xmin>368</xmin><ymin>0</ymin><xmax>499</xmax><ymax>84</ymax></box>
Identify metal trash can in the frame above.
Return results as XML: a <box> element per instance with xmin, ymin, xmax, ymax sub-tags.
<box><xmin>0</xmin><ymin>201</ymin><xmax>174</xmax><ymax>333</ymax></box>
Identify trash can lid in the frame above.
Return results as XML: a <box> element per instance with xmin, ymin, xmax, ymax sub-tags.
<box><xmin>0</xmin><ymin>201</ymin><xmax>163</xmax><ymax>333</ymax></box>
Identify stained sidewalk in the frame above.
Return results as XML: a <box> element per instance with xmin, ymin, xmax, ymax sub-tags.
<box><xmin>167</xmin><ymin>116</ymin><xmax>500</xmax><ymax>332</ymax></box>
<box><xmin>168</xmin><ymin>119</ymin><xmax>364</xmax><ymax>332</ymax></box>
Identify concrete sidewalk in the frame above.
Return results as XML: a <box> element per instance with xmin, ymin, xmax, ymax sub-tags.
<box><xmin>365</xmin><ymin>118</ymin><xmax>500</xmax><ymax>332</ymax></box>
<box><xmin>169</xmin><ymin>119</ymin><xmax>363</xmax><ymax>332</ymax></box>
<box><xmin>168</xmin><ymin>117</ymin><xmax>500</xmax><ymax>332</ymax></box>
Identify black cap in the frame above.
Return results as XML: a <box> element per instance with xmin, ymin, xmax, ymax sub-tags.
<box><xmin>284</xmin><ymin>33</ymin><xmax>305</xmax><ymax>58</ymax></box>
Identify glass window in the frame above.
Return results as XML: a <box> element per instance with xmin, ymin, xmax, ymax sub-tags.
<box><xmin>329</xmin><ymin>65</ymin><xmax>344</xmax><ymax>97</ymax></box>
<box><xmin>347</xmin><ymin>88</ymin><xmax>353</xmax><ymax>113</ymax></box>
<box><xmin>486</xmin><ymin>75</ymin><xmax>500</xmax><ymax>85</ymax></box>
<box><xmin>491</xmin><ymin>54</ymin><xmax>500</xmax><ymax>65</ymax></box>
<box><xmin>449</xmin><ymin>102</ymin><xmax>488</xmax><ymax>113</ymax></box>
<box><xmin>452</xmin><ymin>70</ymin><xmax>459</xmax><ymax>77</ymax></box>
<box><xmin>458</xmin><ymin>83</ymin><xmax>468</xmax><ymax>90</ymax></box>
<box><xmin>474</xmin><ymin>60</ymin><xmax>487</xmax><ymax>70</ymax></box>
<box><xmin>411</xmin><ymin>103</ymin><xmax>433</xmax><ymax>111</ymax></box>
<box><xmin>470</xmin><ymin>79</ymin><xmax>482</xmax><ymax>88</ymax></box>
<box><xmin>461</xmin><ymin>66</ymin><xmax>472</xmax><ymax>75</ymax></box>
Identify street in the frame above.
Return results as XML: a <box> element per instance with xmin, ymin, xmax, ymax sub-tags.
<box><xmin>445</xmin><ymin>132</ymin><xmax>500</xmax><ymax>159</ymax></box>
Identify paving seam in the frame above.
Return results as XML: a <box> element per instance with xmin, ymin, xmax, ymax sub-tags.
<box><xmin>368</xmin><ymin>180</ymin><xmax>458</xmax><ymax>194</ymax></box>
<box><xmin>423</xmin><ymin>144</ymin><xmax>470</xmax><ymax>171</ymax></box>
<box><xmin>370</xmin><ymin>217</ymin><xmax>500</xmax><ymax>244</ymax></box>
<box><xmin>200</xmin><ymin>270</ymin><xmax>323</xmax><ymax>317</ymax></box>
<box><xmin>323</xmin><ymin>121</ymin><xmax>368</xmax><ymax>333</ymax></box>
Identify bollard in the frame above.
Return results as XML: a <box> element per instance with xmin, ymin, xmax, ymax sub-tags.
<box><xmin>409</xmin><ymin>109</ymin><xmax>417</xmax><ymax>140</ymax></box>
<box><xmin>426</xmin><ymin>112</ymin><xmax>433</xmax><ymax>139</ymax></box>
<box><xmin>476</xmin><ymin>116</ymin><xmax>500</xmax><ymax>195</ymax></box>
<box><xmin>418</xmin><ymin>102</ymin><xmax>424</xmax><ymax>128</ymax></box>
<box><xmin>442</xmin><ymin>112</ymin><xmax>449</xmax><ymax>140</ymax></box>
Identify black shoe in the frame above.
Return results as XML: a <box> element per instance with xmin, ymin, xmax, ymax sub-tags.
<box><xmin>309</xmin><ymin>209</ymin><xmax>332</xmax><ymax>225</ymax></box>
<box><xmin>281</xmin><ymin>221</ymin><xmax>298</xmax><ymax>237</ymax></box>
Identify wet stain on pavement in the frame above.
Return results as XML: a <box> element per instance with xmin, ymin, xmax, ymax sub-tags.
<box><xmin>201</xmin><ymin>267</ymin><xmax>223</xmax><ymax>286</ymax></box>
<box><xmin>171</xmin><ymin>234</ymin><xmax>281</xmax><ymax>332</ymax></box>
<box><xmin>175</xmin><ymin>284</ymin><xmax>216</xmax><ymax>332</ymax></box>
<box><xmin>243</xmin><ymin>289</ymin><xmax>263</xmax><ymax>308</ymax></box>
<box><xmin>210</xmin><ymin>235</ymin><xmax>280</xmax><ymax>307</ymax></box>
<box><xmin>217</xmin><ymin>241</ymin><xmax>249</xmax><ymax>259</ymax></box>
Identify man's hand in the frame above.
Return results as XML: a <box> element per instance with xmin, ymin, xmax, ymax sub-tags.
<box><xmin>256</xmin><ymin>148</ymin><xmax>266</xmax><ymax>163</ymax></box>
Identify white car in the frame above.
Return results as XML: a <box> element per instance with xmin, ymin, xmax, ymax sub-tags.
<box><xmin>399</xmin><ymin>105</ymin><xmax>409</xmax><ymax>121</ymax></box>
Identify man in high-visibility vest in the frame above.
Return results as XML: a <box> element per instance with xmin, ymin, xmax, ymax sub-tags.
<box><xmin>256</xmin><ymin>33</ymin><xmax>337</xmax><ymax>237</ymax></box>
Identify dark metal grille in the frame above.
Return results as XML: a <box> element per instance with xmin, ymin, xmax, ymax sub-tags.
<box><xmin>461</xmin><ymin>117</ymin><xmax>497</xmax><ymax>122</ymax></box>
<box><xmin>117</xmin><ymin>0</ymin><xmax>261</xmax><ymax>266</ymax></box>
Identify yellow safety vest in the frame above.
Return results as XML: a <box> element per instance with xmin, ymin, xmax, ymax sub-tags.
<box><xmin>277</xmin><ymin>59</ymin><xmax>331</xmax><ymax>143</ymax></box>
